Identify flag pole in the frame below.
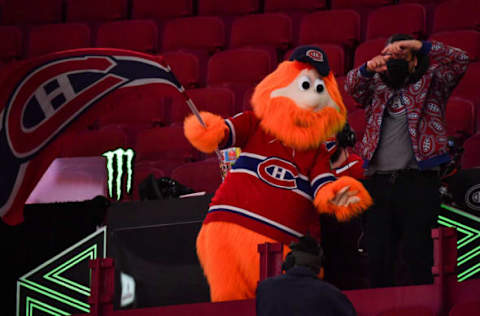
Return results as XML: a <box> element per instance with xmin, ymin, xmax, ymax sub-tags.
<box><xmin>165</xmin><ymin>64</ymin><xmax>226</xmax><ymax>180</ymax></box>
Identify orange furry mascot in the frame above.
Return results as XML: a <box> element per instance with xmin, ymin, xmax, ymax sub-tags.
<box><xmin>184</xmin><ymin>46</ymin><xmax>372</xmax><ymax>302</ymax></box>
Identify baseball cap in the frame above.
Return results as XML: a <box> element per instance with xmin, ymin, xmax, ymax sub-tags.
<box><xmin>289</xmin><ymin>45</ymin><xmax>330</xmax><ymax>77</ymax></box>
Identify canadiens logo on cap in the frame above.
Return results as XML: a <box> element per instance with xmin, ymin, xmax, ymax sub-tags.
<box><xmin>289</xmin><ymin>45</ymin><xmax>330</xmax><ymax>76</ymax></box>
<box><xmin>306</xmin><ymin>49</ymin><xmax>324</xmax><ymax>62</ymax></box>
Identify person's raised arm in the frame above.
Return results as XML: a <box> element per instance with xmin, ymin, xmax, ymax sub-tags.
<box><xmin>345</xmin><ymin>54</ymin><xmax>390</xmax><ymax>107</ymax></box>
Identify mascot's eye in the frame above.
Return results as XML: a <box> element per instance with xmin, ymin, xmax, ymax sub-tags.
<box><xmin>298</xmin><ymin>75</ymin><xmax>311</xmax><ymax>91</ymax></box>
<box><xmin>314</xmin><ymin>79</ymin><xmax>325</xmax><ymax>94</ymax></box>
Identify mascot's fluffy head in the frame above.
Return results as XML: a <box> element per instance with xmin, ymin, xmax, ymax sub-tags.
<box><xmin>251</xmin><ymin>46</ymin><xmax>347</xmax><ymax>151</ymax></box>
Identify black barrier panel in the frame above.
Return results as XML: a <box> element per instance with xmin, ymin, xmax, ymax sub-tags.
<box><xmin>107</xmin><ymin>194</ymin><xmax>213</xmax><ymax>309</ymax></box>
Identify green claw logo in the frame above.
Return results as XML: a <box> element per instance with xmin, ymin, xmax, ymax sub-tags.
<box><xmin>102</xmin><ymin>148</ymin><xmax>135</xmax><ymax>200</ymax></box>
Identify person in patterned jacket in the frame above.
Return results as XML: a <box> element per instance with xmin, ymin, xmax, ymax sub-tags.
<box><xmin>345</xmin><ymin>34</ymin><xmax>470</xmax><ymax>287</ymax></box>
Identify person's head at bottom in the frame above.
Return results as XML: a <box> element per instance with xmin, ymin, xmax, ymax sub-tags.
<box><xmin>282</xmin><ymin>234</ymin><xmax>324</xmax><ymax>275</ymax></box>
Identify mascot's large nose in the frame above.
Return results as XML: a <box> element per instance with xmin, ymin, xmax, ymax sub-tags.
<box><xmin>270</xmin><ymin>69</ymin><xmax>339</xmax><ymax>112</ymax></box>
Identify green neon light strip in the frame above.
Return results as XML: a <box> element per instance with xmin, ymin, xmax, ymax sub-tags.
<box><xmin>43</xmin><ymin>245</ymin><xmax>97</xmax><ymax>296</ymax></box>
<box><xmin>437</xmin><ymin>218</ymin><xmax>475</xmax><ymax>248</ymax></box>
<box><xmin>114</xmin><ymin>148</ymin><xmax>124</xmax><ymax>200</ymax></box>
<box><xmin>125</xmin><ymin>148</ymin><xmax>135</xmax><ymax>194</ymax></box>
<box><xmin>20</xmin><ymin>226</ymin><xmax>106</xmax><ymax>281</ymax></box>
<box><xmin>441</xmin><ymin>204</ymin><xmax>480</xmax><ymax>224</ymax></box>
<box><xmin>457</xmin><ymin>261</ymin><xmax>480</xmax><ymax>282</ymax></box>
<box><xmin>458</xmin><ymin>245</ymin><xmax>480</xmax><ymax>266</ymax></box>
<box><xmin>26</xmin><ymin>297</ymin><xmax>70</xmax><ymax>316</ymax></box>
<box><xmin>437</xmin><ymin>215</ymin><xmax>480</xmax><ymax>249</ymax></box>
<box><xmin>17</xmin><ymin>227</ymin><xmax>105</xmax><ymax>316</ymax></box>
<box><xmin>438</xmin><ymin>205</ymin><xmax>480</xmax><ymax>273</ymax></box>
<box><xmin>102</xmin><ymin>152</ymin><xmax>115</xmax><ymax>198</ymax></box>
<box><xmin>19</xmin><ymin>280</ymin><xmax>90</xmax><ymax>312</ymax></box>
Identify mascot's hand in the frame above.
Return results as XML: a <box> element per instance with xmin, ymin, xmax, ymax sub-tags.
<box><xmin>314</xmin><ymin>176</ymin><xmax>373</xmax><ymax>221</ymax></box>
<box><xmin>184</xmin><ymin>111</ymin><xmax>228</xmax><ymax>153</ymax></box>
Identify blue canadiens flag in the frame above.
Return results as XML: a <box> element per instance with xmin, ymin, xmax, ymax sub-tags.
<box><xmin>0</xmin><ymin>48</ymin><xmax>183</xmax><ymax>225</ymax></box>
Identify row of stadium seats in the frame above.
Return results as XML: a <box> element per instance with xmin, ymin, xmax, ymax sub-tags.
<box><xmin>2</xmin><ymin>0</ymin><xmax>476</xmax><ymax>31</ymax></box>
<box><xmin>1</xmin><ymin>2</ymin><xmax>478</xmax><ymax>61</ymax></box>
<box><xmin>1</xmin><ymin>24</ymin><xmax>478</xmax><ymax>113</ymax></box>
<box><xmin>54</xmin><ymin>88</ymin><xmax>479</xmax><ymax>173</ymax></box>
<box><xmin>56</xmin><ymin>121</ymin><xmax>480</xmax><ymax>201</ymax></box>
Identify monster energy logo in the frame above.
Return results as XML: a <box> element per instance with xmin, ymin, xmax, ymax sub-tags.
<box><xmin>102</xmin><ymin>148</ymin><xmax>135</xmax><ymax>200</ymax></box>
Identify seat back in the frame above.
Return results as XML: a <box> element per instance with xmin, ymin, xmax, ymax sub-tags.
<box><xmin>161</xmin><ymin>16</ymin><xmax>225</xmax><ymax>53</ymax></box>
<box><xmin>2</xmin><ymin>0</ymin><xmax>63</xmax><ymax>25</ymax></box>
<box><xmin>353</xmin><ymin>38</ymin><xmax>386</xmax><ymax>68</ymax></box>
<box><xmin>366</xmin><ymin>4</ymin><xmax>426</xmax><ymax>40</ymax></box>
<box><xmin>299</xmin><ymin>9</ymin><xmax>361</xmax><ymax>49</ymax></box>
<box><xmin>429</xmin><ymin>31</ymin><xmax>480</xmax><ymax>62</ymax></box>
<box><xmin>96</xmin><ymin>20</ymin><xmax>158</xmax><ymax>53</ymax></box>
<box><xmin>230</xmin><ymin>13</ymin><xmax>292</xmax><ymax>51</ymax></box>
<box><xmin>170</xmin><ymin>159</ymin><xmax>223</xmax><ymax>193</ymax></box>
<box><xmin>27</xmin><ymin>23</ymin><xmax>91</xmax><ymax>58</ymax></box>
<box><xmin>66</xmin><ymin>0</ymin><xmax>128</xmax><ymax>22</ymax></box>
<box><xmin>198</xmin><ymin>0</ymin><xmax>259</xmax><ymax>16</ymax></box>
<box><xmin>131</xmin><ymin>0</ymin><xmax>193</xmax><ymax>20</ymax></box>
<box><xmin>0</xmin><ymin>26</ymin><xmax>22</xmax><ymax>62</ymax></box>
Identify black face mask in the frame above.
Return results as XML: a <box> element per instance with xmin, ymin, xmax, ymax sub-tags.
<box><xmin>382</xmin><ymin>58</ymin><xmax>411</xmax><ymax>89</ymax></box>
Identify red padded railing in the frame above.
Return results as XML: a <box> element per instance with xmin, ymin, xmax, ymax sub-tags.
<box><xmin>77</xmin><ymin>227</ymin><xmax>480</xmax><ymax>316</ymax></box>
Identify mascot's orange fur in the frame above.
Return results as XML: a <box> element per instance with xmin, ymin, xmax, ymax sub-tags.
<box><xmin>185</xmin><ymin>47</ymin><xmax>372</xmax><ymax>302</ymax></box>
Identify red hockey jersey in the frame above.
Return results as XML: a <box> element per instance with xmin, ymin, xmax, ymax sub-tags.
<box><xmin>204</xmin><ymin>111</ymin><xmax>338</xmax><ymax>245</ymax></box>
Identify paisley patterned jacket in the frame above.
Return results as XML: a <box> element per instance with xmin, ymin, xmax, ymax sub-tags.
<box><xmin>345</xmin><ymin>41</ymin><xmax>470</xmax><ymax>170</ymax></box>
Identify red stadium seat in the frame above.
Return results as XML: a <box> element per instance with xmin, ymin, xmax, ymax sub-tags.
<box><xmin>27</xmin><ymin>23</ymin><xmax>91</xmax><ymax>58</ymax></box>
<box><xmin>2</xmin><ymin>0</ymin><xmax>62</xmax><ymax>25</ymax></box>
<box><xmin>353</xmin><ymin>38</ymin><xmax>386</xmax><ymax>68</ymax></box>
<box><xmin>452</xmin><ymin>62</ymin><xmax>480</xmax><ymax>107</ymax></box>
<box><xmin>330</xmin><ymin>1</ymin><xmax>395</xmax><ymax>42</ymax></box>
<box><xmin>163</xmin><ymin>51</ymin><xmax>201</xmax><ymax>88</ymax></box>
<box><xmin>171</xmin><ymin>158</ymin><xmax>223</xmax><ymax>193</ymax></box>
<box><xmin>299</xmin><ymin>10</ymin><xmax>361</xmax><ymax>49</ymax></box>
<box><xmin>429</xmin><ymin>30</ymin><xmax>480</xmax><ymax>62</ymax></box>
<box><xmin>0</xmin><ymin>26</ymin><xmax>22</xmax><ymax>62</ymax></box>
<box><xmin>446</xmin><ymin>97</ymin><xmax>476</xmax><ymax>140</ymax></box>
<box><xmin>264</xmin><ymin>0</ymin><xmax>327</xmax><ymax>12</ymax></box>
<box><xmin>230</xmin><ymin>13</ymin><xmax>293</xmax><ymax>51</ymax></box>
<box><xmin>59</xmin><ymin>126</ymin><xmax>128</xmax><ymax>157</ymax></box>
<box><xmin>66</xmin><ymin>0</ymin><xmax>128</xmax><ymax>22</ymax></box>
<box><xmin>188</xmin><ymin>87</ymin><xmax>236</xmax><ymax>118</ymax></box>
<box><xmin>169</xmin><ymin>87</ymin><xmax>236</xmax><ymax>124</ymax></box>
<box><xmin>331</xmin><ymin>0</ymin><xmax>394</xmax><ymax>9</ymax></box>
<box><xmin>347</xmin><ymin>109</ymin><xmax>366</xmax><ymax>143</ymax></box>
<box><xmin>197</xmin><ymin>0</ymin><xmax>259</xmax><ymax>16</ymax></box>
<box><xmin>96</xmin><ymin>20</ymin><xmax>158</xmax><ymax>53</ymax></box>
<box><xmin>161</xmin><ymin>17</ymin><xmax>225</xmax><ymax>53</ymax></box>
<box><xmin>131</xmin><ymin>0</ymin><xmax>193</xmax><ymax>20</ymax></box>
<box><xmin>207</xmin><ymin>48</ymin><xmax>274</xmax><ymax>111</ymax></box>
<box><xmin>135</xmin><ymin>126</ymin><xmax>201</xmax><ymax>163</ymax></box>
<box><xmin>98</xmin><ymin>97</ymin><xmax>168</xmax><ymax>128</ymax></box>
<box><xmin>365</xmin><ymin>4</ymin><xmax>426</xmax><ymax>40</ymax></box>
<box><xmin>398</xmin><ymin>0</ymin><xmax>444</xmax><ymax>35</ymax></box>
<box><xmin>285</xmin><ymin>44</ymin><xmax>346</xmax><ymax>76</ymax></box>
<box><xmin>461</xmin><ymin>134</ymin><xmax>480</xmax><ymax>169</ymax></box>
<box><xmin>378</xmin><ymin>306</ymin><xmax>433</xmax><ymax>316</ymax></box>
<box><xmin>336</xmin><ymin>75</ymin><xmax>361</xmax><ymax>113</ymax></box>
<box><xmin>207</xmin><ymin>48</ymin><xmax>273</xmax><ymax>86</ymax></box>
<box><xmin>432</xmin><ymin>1</ymin><xmax>479</xmax><ymax>33</ymax></box>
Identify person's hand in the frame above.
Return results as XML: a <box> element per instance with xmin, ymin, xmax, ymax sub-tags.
<box><xmin>366</xmin><ymin>55</ymin><xmax>390</xmax><ymax>73</ymax></box>
<box><xmin>382</xmin><ymin>39</ymin><xmax>422</xmax><ymax>59</ymax></box>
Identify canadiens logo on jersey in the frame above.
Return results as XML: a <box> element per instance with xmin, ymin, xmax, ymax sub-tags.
<box><xmin>0</xmin><ymin>48</ymin><xmax>182</xmax><ymax>224</ymax></box>
<box><xmin>257</xmin><ymin>157</ymin><xmax>299</xmax><ymax>189</ymax></box>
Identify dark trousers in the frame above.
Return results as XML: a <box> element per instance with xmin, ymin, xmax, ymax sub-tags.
<box><xmin>363</xmin><ymin>170</ymin><xmax>441</xmax><ymax>288</ymax></box>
